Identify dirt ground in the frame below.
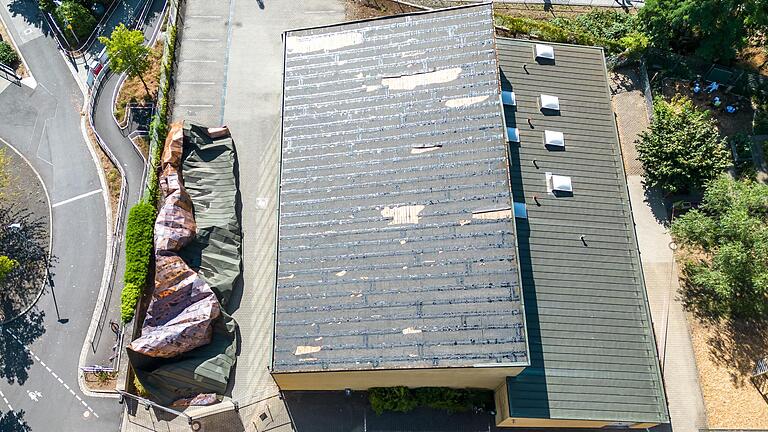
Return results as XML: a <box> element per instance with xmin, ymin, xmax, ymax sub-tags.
<box><xmin>0</xmin><ymin>13</ymin><xmax>28</xmax><ymax>78</ymax></box>
<box><xmin>661</xmin><ymin>79</ymin><xmax>754</xmax><ymax>137</ymax></box>
<box><xmin>689</xmin><ymin>316</ymin><xmax>768</xmax><ymax>428</ymax></box>
<box><xmin>85</xmin><ymin>121</ymin><xmax>121</xmax><ymax>226</ymax></box>
<box><xmin>737</xmin><ymin>45</ymin><xmax>768</xmax><ymax>77</ymax></box>
<box><xmin>83</xmin><ymin>371</ymin><xmax>118</xmax><ymax>392</ymax></box>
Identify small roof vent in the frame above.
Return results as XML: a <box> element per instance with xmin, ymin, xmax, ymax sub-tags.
<box><xmin>535</xmin><ymin>44</ymin><xmax>555</xmax><ymax>60</ymax></box>
<box><xmin>546</xmin><ymin>172</ymin><xmax>573</xmax><ymax>193</ymax></box>
<box><xmin>501</xmin><ymin>90</ymin><xmax>516</xmax><ymax>106</ymax></box>
<box><xmin>540</xmin><ymin>95</ymin><xmax>560</xmax><ymax>111</ymax></box>
<box><xmin>544</xmin><ymin>130</ymin><xmax>565</xmax><ymax>147</ymax></box>
<box><xmin>507</xmin><ymin>127</ymin><xmax>520</xmax><ymax>143</ymax></box>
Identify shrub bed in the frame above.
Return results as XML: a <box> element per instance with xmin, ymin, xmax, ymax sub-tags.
<box><xmin>368</xmin><ymin>387</ymin><xmax>494</xmax><ymax>415</ymax></box>
<box><xmin>120</xmin><ymin>200</ymin><xmax>156</xmax><ymax>322</ymax></box>
<box><xmin>0</xmin><ymin>41</ymin><xmax>19</xmax><ymax>67</ymax></box>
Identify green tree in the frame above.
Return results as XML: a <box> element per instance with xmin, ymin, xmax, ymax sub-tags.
<box><xmin>639</xmin><ymin>0</ymin><xmax>768</xmax><ymax>61</ymax></box>
<box><xmin>636</xmin><ymin>97</ymin><xmax>730</xmax><ymax>194</ymax></box>
<box><xmin>55</xmin><ymin>1</ymin><xmax>97</xmax><ymax>40</ymax></box>
<box><xmin>671</xmin><ymin>175</ymin><xmax>768</xmax><ymax>319</ymax></box>
<box><xmin>0</xmin><ymin>255</ymin><xmax>18</xmax><ymax>282</ymax></box>
<box><xmin>38</xmin><ymin>0</ymin><xmax>56</xmax><ymax>13</ymax></box>
<box><xmin>99</xmin><ymin>24</ymin><xmax>151</xmax><ymax>97</ymax></box>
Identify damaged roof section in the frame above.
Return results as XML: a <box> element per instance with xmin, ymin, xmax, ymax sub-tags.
<box><xmin>275</xmin><ymin>4</ymin><xmax>528</xmax><ymax>374</ymax></box>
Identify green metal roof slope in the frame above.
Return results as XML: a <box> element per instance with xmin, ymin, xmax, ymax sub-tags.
<box><xmin>497</xmin><ymin>39</ymin><xmax>669</xmax><ymax>424</ymax></box>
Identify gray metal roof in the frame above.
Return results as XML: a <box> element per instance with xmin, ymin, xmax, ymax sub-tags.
<box><xmin>273</xmin><ymin>4</ymin><xmax>529</xmax><ymax>374</ymax></box>
<box><xmin>497</xmin><ymin>39</ymin><xmax>669</xmax><ymax>424</ymax></box>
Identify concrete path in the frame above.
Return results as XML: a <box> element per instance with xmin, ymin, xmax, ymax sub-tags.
<box><xmin>0</xmin><ymin>1</ymin><xmax>122</xmax><ymax>430</ymax></box>
<box><xmin>611</xmin><ymin>68</ymin><xmax>707</xmax><ymax>432</ymax></box>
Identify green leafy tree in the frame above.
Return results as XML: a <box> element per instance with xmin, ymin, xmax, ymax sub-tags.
<box><xmin>55</xmin><ymin>1</ymin><xmax>97</xmax><ymax>40</ymax></box>
<box><xmin>99</xmin><ymin>24</ymin><xmax>151</xmax><ymax>97</ymax></box>
<box><xmin>0</xmin><ymin>255</ymin><xmax>18</xmax><ymax>282</ymax></box>
<box><xmin>38</xmin><ymin>0</ymin><xmax>56</xmax><ymax>13</ymax></box>
<box><xmin>639</xmin><ymin>0</ymin><xmax>768</xmax><ymax>61</ymax></box>
<box><xmin>671</xmin><ymin>175</ymin><xmax>768</xmax><ymax>319</ymax></box>
<box><xmin>636</xmin><ymin>97</ymin><xmax>730</xmax><ymax>194</ymax></box>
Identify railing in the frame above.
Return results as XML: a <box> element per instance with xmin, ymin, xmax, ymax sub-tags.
<box><xmin>0</xmin><ymin>62</ymin><xmax>21</xmax><ymax>84</ymax></box>
<box><xmin>118</xmin><ymin>390</ymin><xmax>202</xmax><ymax>431</ymax></box>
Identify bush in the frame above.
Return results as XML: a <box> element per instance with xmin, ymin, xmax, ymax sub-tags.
<box><xmin>55</xmin><ymin>1</ymin><xmax>97</xmax><ymax>40</ymax></box>
<box><xmin>0</xmin><ymin>41</ymin><xmax>19</xmax><ymax>67</ymax></box>
<box><xmin>636</xmin><ymin>96</ymin><xmax>731</xmax><ymax>194</ymax></box>
<box><xmin>754</xmin><ymin>106</ymin><xmax>768</xmax><ymax>135</ymax></box>
<box><xmin>368</xmin><ymin>387</ymin><xmax>493</xmax><ymax>415</ymax></box>
<box><xmin>552</xmin><ymin>9</ymin><xmax>638</xmax><ymax>41</ymax></box>
<box><xmin>0</xmin><ymin>255</ymin><xmax>18</xmax><ymax>282</ymax></box>
<box><xmin>671</xmin><ymin>175</ymin><xmax>768</xmax><ymax>319</ymax></box>
<box><xmin>121</xmin><ymin>200</ymin><xmax>156</xmax><ymax>322</ymax></box>
<box><xmin>495</xmin><ymin>14</ymin><xmax>624</xmax><ymax>53</ymax></box>
<box><xmin>38</xmin><ymin>0</ymin><xmax>56</xmax><ymax>13</ymax></box>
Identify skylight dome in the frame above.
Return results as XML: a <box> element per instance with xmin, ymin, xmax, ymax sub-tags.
<box><xmin>540</xmin><ymin>95</ymin><xmax>560</xmax><ymax>111</ymax></box>
<box><xmin>535</xmin><ymin>44</ymin><xmax>555</xmax><ymax>60</ymax></box>
<box><xmin>546</xmin><ymin>172</ymin><xmax>573</xmax><ymax>193</ymax></box>
<box><xmin>544</xmin><ymin>130</ymin><xmax>565</xmax><ymax>147</ymax></box>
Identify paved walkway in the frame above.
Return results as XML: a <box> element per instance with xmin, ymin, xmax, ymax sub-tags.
<box><xmin>123</xmin><ymin>1</ymin><xmax>346</xmax><ymax>430</ymax></box>
<box><xmin>611</xmin><ymin>68</ymin><xmax>707</xmax><ymax>432</ymax></box>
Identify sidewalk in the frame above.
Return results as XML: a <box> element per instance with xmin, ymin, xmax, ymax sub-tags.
<box><xmin>611</xmin><ymin>68</ymin><xmax>707</xmax><ymax>432</ymax></box>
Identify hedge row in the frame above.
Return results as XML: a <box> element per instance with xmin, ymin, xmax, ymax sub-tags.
<box><xmin>0</xmin><ymin>41</ymin><xmax>19</xmax><ymax>67</ymax></box>
<box><xmin>494</xmin><ymin>15</ymin><xmax>636</xmax><ymax>55</ymax></box>
<box><xmin>145</xmin><ymin>24</ymin><xmax>178</xmax><ymax>203</ymax></box>
<box><xmin>120</xmin><ymin>200</ymin><xmax>156</xmax><ymax>322</ymax></box>
<box><xmin>368</xmin><ymin>387</ymin><xmax>493</xmax><ymax>415</ymax></box>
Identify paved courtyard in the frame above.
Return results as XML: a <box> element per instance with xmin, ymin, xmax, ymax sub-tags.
<box><xmin>611</xmin><ymin>68</ymin><xmax>707</xmax><ymax>432</ymax></box>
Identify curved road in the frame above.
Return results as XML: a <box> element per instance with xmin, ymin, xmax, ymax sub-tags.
<box><xmin>0</xmin><ymin>1</ymin><xmax>121</xmax><ymax>431</ymax></box>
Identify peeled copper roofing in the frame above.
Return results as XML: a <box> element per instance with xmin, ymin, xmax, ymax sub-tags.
<box><xmin>128</xmin><ymin>122</ymin><xmax>222</xmax><ymax>358</ymax></box>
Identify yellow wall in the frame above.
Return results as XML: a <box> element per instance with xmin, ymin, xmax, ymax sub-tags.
<box><xmin>272</xmin><ymin>366</ymin><xmax>524</xmax><ymax>390</ymax></box>
<box><xmin>496</xmin><ymin>416</ymin><xmax>661</xmax><ymax>429</ymax></box>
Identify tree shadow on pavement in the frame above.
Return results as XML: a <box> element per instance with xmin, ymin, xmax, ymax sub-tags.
<box><xmin>0</xmin><ymin>410</ymin><xmax>31</xmax><ymax>432</ymax></box>
<box><xmin>5</xmin><ymin>0</ymin><xmax>51</xmax><ymax>36</ymax></box>
<box><xmin>0</xmin><ymin>308</ymin><xmax>46</xmax><ymax>385</ymax></box>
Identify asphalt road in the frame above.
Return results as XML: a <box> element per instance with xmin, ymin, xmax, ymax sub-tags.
<box><xmin>0</xmin><ymin>1</ymin><xmax>122</xmax><ymax>431</ymax></box>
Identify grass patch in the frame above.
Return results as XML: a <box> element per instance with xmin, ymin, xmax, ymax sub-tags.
<box><xmin>113</xmin><ymin>41</ymin><xmax>163</xmax><ymax>124</ymax></box>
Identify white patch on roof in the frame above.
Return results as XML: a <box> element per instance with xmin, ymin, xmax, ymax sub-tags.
<box><xmin>382</xmin><ymin>67</ymin><xmax>462</xmax><ymax>91</ymax></box>
<box><xmin>445</xmin><ymin>95</ymin><xmax>489</xmax><ymax>108</ymax></box>
<box><xmin>381</xmin><ymin>205</ymin><xmax>426</xmax><ymax>225</ymax></box>
<box><xmin>294</xmin><ymin>345</ymin><xmax>322</xmax><ymax>356</ymax></box>
<box><xmin>472</xmin><ymin>208</ymin><xmax>513</xmax><ymax>220</ymax></box>
<box><xmin>286</xmin><ymin>31</ymin><xmax>364</xmax><ymax>54</ymax></box>
<box><xmin>335</xmin><ymin>270</ymin><xmax>347</xmax><ymax>277</ymax></box>
<box><xmin>402</xmin><ymin>327</ymin><xmax>422</xmax><ymax>335</ymax></box>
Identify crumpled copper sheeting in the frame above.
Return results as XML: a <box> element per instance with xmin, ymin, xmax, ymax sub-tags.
<box><xmin>128</xmin><ymin>122</ymin><xmax>225</xmax><ymax>359</ymax></box>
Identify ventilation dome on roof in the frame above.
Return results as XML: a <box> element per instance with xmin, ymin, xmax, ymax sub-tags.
<box><xmin>535</xmin><ymin>44</ymin><xmax>555</xmax><ymax>60</ymax></box>
<box><xmin>540</xmin><ymin>95</ymin><xmax>560</xmax><ymax>111</ymax></box>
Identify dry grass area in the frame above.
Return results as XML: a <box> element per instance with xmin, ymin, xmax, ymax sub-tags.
<box><xmin>131</xmin><ymin>135</ymin><xmax>149</xmax><ymax>159</ymax></box>
<box><xmin>689</xmin><ymin>316</ymin><xmax>768</xmax><ymax>428</ymax></box>
<box><xmin>0</xmin><ymin>16</ymin><xmax>28</xmax><ymax>78</ymax></box>
<box><xmin>83</xmin><ymin>371</ymin><xmax>118</xmax><ymax>392</ymax></box>
<box><xmin>85</xmin><ymin>120</ymin><xmax>121</xmax><ymax>227</ymax></box>
<box><xmin>114</xmin><ymin>41</ymin><xmax>163</xmax><ymax>123</ymax></box>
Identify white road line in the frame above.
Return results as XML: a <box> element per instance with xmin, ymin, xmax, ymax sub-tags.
<box><xmin>3</xmin><ymin>329</ymin><xmax>100</xmax><ymax>417</ymax></box>
<box><xmin>51</xmin><ymin>189</ymin><xmax>103</xmax><ymax>208</ymax></box>
<box><xmin>0</xmin><ymin>389</ymin><xmax>23</xmax><ymax>426</ymax></box>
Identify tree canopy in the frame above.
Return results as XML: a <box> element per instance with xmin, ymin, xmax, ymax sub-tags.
<box><xmin>671</xmin><ymin>175</ymin><xmax>768</xmax><ymax>319</ymax></box>
<box><xmin>99</xmin><ymin>24</ymin><xmax>151</xmax><ymax>96</ymax></box>
<box><xmin>639</xmin><ymin>0</ymin><xmax>768</xmax><ymax>61</ymax></box>
<box><xmin>55</xmin><ymin>1</ymin><xmax>96</xmax><ymax>40</ymax></box>
<box><xmin>636</xmin><ymin>96</ymin><xmax>730</xmax><ymax>194</ymax></box>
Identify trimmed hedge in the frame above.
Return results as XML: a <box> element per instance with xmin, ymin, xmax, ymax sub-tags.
<box><xmin>368</xmin><ymin>387</ymin><xmax>494</xmax><ymax>415</ymax></box>
<box><xmin>120</xmin><ymin>200</ymin><xmax>156</xmax><ymax>322</ymax></box>
<box><xmin>0</xmin><ymin>41</ymin><xmax>19</xmax><ymax>67</ymax></box>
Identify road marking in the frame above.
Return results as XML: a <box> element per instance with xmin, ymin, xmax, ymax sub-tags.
<box><xmin>3</xmin><ymin>329</ymin><xmax>100</xmax><ymax>418</ymax></box>
<box><xmin>51</xmin><ymin>189</ymin><xmax>103</xmax><ymax>208</ymax></box>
